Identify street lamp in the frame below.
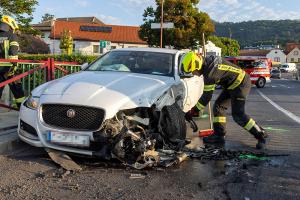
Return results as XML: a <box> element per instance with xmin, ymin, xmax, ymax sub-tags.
<box><xmin>160</xmin><ymin>0</ymin><xmax>164</xmax><ymax>48</ymax></box>
<box><xmin>51</xmin><ymin>17</ymin><xmax>56</xmax><ymax>54</ymax></box>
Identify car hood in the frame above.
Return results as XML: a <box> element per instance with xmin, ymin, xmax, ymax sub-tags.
<box><xmin>37</xmin><ymin>71</ymin><xmax>176</xmax><ymax>119</ymax></box>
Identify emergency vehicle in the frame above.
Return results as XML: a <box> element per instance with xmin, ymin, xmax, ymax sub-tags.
<box><xmin>225</xmin><ymin>56</ymin><xmax>271</xmax><ymax>88</ymax></box>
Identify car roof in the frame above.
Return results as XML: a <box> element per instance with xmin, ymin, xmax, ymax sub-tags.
<box><xmin>111</xmin><ymin>47</ymin><xmax>182</xmax><ymax>54</ymax></box>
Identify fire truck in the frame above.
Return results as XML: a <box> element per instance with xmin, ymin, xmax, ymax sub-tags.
<box><xmin>225</xmin><ymin>56</ymin><xmax>271</xmax><ymax>88</ymax></box>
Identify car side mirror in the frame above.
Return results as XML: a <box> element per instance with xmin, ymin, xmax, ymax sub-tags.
<box><xmin>81</xmin><ymin>63</ymin><xmax>89</xmax><ymax>70</ymax></box>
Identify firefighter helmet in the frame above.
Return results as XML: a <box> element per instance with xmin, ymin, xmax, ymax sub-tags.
<box><xmin>182</xmin><ymin>52</ymin><xmax>203</xmax><ymax>73</ymax></box>
<box><xmin>1</xmin><ymin>15</ymin><xmax>19</xmax><ymax>31</ymax></box>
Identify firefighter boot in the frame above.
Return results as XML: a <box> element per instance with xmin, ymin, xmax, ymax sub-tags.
<box><xmin>203</xmin><ymin>134</ymin><xmax>225</xmax><ymax>144</ymax></box>
<box><xmin>249</xmin><ymin>124</ymin><xmax>268</xmax><ymax>150</ymax></box>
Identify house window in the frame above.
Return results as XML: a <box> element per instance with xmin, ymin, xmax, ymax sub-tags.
<box><xmin>93</xmin><ymin>45</ymin><xmax>100</xmax><ymax>54</ymax></box>
<box><xmin>298</xmin><ymin>58</ymin><xmax>300</xmax><ymax>63</ymax></box>
<box><xmin>100</xmin><ymin>48</ymin><xmax>104</xmax><ymax>54</ymax></box>
<box><xmin>294</xmin><ymin>51</ymin><xmax>299</xmax><ymax>56</ymax></box>
<box><xmin>111</xmin><ymin>46</ymin><xmax>117</xmax><ymax>50</ymax></box>
<box><xmin>291</xmin><ymin>58</ymin><xmax>295</xmax><ymax>62</ymax></box>
<box><xmin>274</xmin><ymin>57</ymin><xmax>280</xmax><ymax>62</ymax></box>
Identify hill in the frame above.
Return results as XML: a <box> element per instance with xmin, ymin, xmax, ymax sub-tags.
<box><xmin>214</xmin><ymin>20</ymin><xmax>300</xmax><ymax>48</ymax></box>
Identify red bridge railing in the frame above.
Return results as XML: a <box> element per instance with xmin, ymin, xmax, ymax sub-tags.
<box><xmin>0</xmin><ymin>58</ymin><xmax>81</xmax><ymax>109</ymax></box>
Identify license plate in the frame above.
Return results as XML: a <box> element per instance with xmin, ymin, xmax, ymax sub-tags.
<box><xmin>47</xmin><ymin>131</ymin><xmax>90</xmax><ymax>147</ymax></box>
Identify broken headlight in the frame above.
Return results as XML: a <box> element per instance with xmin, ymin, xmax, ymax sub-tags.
<box><xmin>25</xmin><ymin>95</ymin><xmax>39</xmax><ymax>110</ymax></box>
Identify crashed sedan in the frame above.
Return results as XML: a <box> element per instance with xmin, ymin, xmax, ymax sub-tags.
<box><xmin>18</xmin><ymin>48</ymin><xmax>203</xmax><ymax>167</ymax></box>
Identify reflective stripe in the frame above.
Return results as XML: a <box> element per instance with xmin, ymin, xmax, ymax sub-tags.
<box><xmin>10</xmin><ymin>41</ymin><xmax>19</xmax><ymax>47</ymax></box>
<box><xmin>217</xmin><ymin>64</ymin><xmax>246</xmax><ymax>90</ymax></box>
<box><xmin>4</xmin><ymin>40</ymin><xmax>9</xmax><ymax>59</ymax></box>
<box><xmin>213</xmin><ymin>116</ymin><xmax>226</xmax><ymax>123</ymax></box>
<box><xmin>244</xmin><ymin>118</ymin><xmax>256</xmax><ymax>131</ymax></box>
<box><xmin>196</xmin><ymin>102</ymin><xmax>205</xmax><ymax>110</ymax></box>
<box><xmin>15</xmin><ymin>97</ymin><xmax>25</xmax><ymax>103</ymax></box>
<box><xmin>8</xmin><ymin>55</ymin><xmax>18</xmax><ymax>59</ymax></box>
<box><xmin>204</xmin><ymin>84</ymin><xmax>216</xmax><ymax>92</ymax></box>
<box><xmin>218</xmin><ymin>64</ymin><xmax>242</xmax><ymax>73</ymax></box>
<box><xmin>228</xmin><ymin>70</ymin><xmax>246</xmax><ymax>90</ymax></box>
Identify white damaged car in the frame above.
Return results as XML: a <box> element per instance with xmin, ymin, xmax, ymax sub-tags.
<box><xmin>18</xmin><ymin>48</ymin><xmax>203</xmax><ymax>166</ymax></box>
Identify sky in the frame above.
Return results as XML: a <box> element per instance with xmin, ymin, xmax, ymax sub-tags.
<box><xmin>32</xmin><ymin>0</ymin><xmax>300</xmax><ymax>25</ymax></box>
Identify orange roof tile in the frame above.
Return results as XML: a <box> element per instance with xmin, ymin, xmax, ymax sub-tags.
<box><xmin>50</xmin><ymin>21</ymin><xmax>147</xmax><ymax>44</ymax></box>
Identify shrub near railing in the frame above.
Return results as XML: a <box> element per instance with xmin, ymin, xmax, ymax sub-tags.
<box><xmin>19</xmin><ymin>54</ymin><xmax>98</xmax><ymax>64</ymax></box>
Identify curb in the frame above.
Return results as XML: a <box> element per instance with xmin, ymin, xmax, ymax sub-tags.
<box><xmin>0</xmin><ymin>127</ymin><xmax>19</xmax><ymax>154</ymax></box>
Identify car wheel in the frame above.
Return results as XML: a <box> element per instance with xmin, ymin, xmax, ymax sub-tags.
<box><xmin>256</xmin><ymin>77</ymin><xmax>266</xmax><ymax>88</ymax></box>
<box><xmin>159</xmin><ymin>104</ymin><xmax>186</xmax><ymax>146</ymax></box>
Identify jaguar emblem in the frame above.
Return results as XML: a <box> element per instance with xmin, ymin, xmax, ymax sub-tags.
<box><xmin>66</xmin><ymin>109</ymin><xmax>76</xmax><ymax>118</ymax></box>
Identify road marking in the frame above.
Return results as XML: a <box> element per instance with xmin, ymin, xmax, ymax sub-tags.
<box><xmin>257</xmin><ymin>90</ymin><xmax>300</xmax><ymax>124</ymax></box>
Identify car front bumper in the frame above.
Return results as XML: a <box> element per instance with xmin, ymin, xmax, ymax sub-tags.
<box><xmin>18</xmin><ymin>104</ymin><xmax>98</xmax><ymax>157</ymax></box>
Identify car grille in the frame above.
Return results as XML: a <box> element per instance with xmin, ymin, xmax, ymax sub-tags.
<box><xmin>42</xmin><ymin>104</ymin><xmax>105</xmax><ymax>131</ymax></box>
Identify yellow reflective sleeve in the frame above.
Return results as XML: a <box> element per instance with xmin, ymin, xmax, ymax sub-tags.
<box><xmin>244</xmin><ymin>118</ymin><xmax>256</xmax><ymax>131</ymax></box>
<box><xmin>228</xmin><ymin>71</ymin><xmax>246</xmax><ymax>90</ymax></box>
<box><xmin>213</xmin><ymin>116</ymin><xmax>226</xmax><ymax>123</ymax></box>
<box><xmin>196</xmin><ymin>102</ymin><xmax>205</xmax><ymax>110</ymax></box>
<box><xmin>4</xmin><ymin>40</ymin><xmax>9</xmax><ymax>59</ymax></box>
<box><xmin>8</xmin><ymin>55</ymin><xmax>18</xmax><ymax>59</ymax></box>
<box><xmin>10</xmin><ymin>41</ymin><xmax>19</xmax><ymax>47</ymax></box>
<box><xmin>204</xmin><ymin>84</ymin><xmax>216</xmax><ymax>92</ymax></box>
<box><xmin>15</xmin><ymin>97</ymin><xmax>25</xmax><ymax>103</ymax></box>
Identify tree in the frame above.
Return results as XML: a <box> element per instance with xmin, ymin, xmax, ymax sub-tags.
<box><xmin>208</xmin><ymin>35</ymin><xmax>240</xmax><ymax>56</ymax></box>
<box><xmin>0</xmin><ymin>0</ymin><xmax>38</xmax><ymax>33</ymax></box>
<box><xmin>41</xmin><ymin>13</ymin><xmax>55</xmax><ymax>22</ymax></box>
<box><xmin>139</xmin><ymin>0</ymin><xmax>215</xmax><ymax>49</ymax></box>
<box><xmin>59</xmin><ymin>30</ymin><xmax>73</xmax><ymax>55</ymax></box>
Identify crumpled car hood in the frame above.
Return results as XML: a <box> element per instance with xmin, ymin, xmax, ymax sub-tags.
<box><xmin>36</xmin><ymin>71</ymin><xmax>176</xmax><ymax>119</ymax></box>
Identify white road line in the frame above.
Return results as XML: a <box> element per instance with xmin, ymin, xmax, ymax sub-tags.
<box><xmin>257</xmin><ymin>90</ymin><xmax>300</xmax><ymax>124</ymax></box>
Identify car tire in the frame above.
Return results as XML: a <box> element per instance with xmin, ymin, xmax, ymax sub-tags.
<box><xmin>256</xmin><ymin>77</ymin><xmax>266</xmax><ymax>88</ymax></box>
<box><xmin>160</xmin><ymin>104</ymin><xmax>187</xmax><ymax>145</ymax></box>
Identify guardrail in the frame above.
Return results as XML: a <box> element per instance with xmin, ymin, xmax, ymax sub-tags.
<box><xmin>0</xmin><ymin>58</ymin><xmax>81</xmax><ymax>109</ymax></box>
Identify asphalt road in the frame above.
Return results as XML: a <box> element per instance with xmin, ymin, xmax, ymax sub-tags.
<box><xmin>0</xmin><ymin>78</ymin><xmax>300</xmax><ymax>200</ymax></box>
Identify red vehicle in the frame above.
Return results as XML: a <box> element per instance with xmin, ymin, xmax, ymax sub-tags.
<box><xmin>225</xmin><ymin>56</ymin><xmax>271</xmax><ymax>88</ymax></box>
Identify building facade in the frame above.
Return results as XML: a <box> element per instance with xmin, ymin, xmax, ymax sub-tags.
<box><xmin>33</xmin><ymin>17</ymin><xmax>148</xmax><ymax>55</ymax></box>
<box><xmin>287</xmin><ymin>47</ymin><xmax>300</xmax><ymax>63</ymax></box>
<box><xmin>266</xmin><ymin>49</ymin><xmax>287</xmax><ymax>64</ymax></box>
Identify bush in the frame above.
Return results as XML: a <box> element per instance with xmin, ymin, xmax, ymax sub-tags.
<box><xmin>19</xmin><ymin>54</ymin><xmax>98</xmax><ymax>64</ymax></box>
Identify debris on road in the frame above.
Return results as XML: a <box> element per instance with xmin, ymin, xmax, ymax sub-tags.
<box><xmin>47</xmin><ymin>149</ymin><xmax>82</xmax><ymax>172</ymax></box>
<box><xmin>129</xmin><ymin>173</ymin><xmax>146</xmax><ymax>179</ymax></box>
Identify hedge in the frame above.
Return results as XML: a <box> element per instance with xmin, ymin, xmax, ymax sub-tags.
<box><xmin>18</xmin><ymin>54</ymin><xmax>99</xmax><ymax>64</ymax></box>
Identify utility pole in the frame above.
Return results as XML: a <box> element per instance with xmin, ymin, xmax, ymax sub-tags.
<box><xmin>160</xmin><ymin>0</ymin><xmax>164</xmax><ymax>48</ymax></box>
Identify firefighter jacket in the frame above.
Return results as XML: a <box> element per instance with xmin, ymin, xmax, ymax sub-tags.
<box><xmin>195</xmin><ymin>56</ymin><xmax>246</xmax><ymax>111</ymax></box>
<box><xmin>0</xmin><ymin>29</ymin><xmax>19</xmax><ymax>60</ymax></box>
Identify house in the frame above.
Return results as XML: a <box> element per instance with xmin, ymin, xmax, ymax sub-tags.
<box><xmin>266</xmin><ymin>49</ymin><xmax>286</xmax><ymax>64</ymax></box>
<box><xmin>286</xmin><ymin>47</ymin><xmax>300</xmax><ymax>63</ymax></box>
<box><xmin>33</xmin><ymin>17</ymin><xmax>148</xmax><ymax>55</ymax></box>
<box><xmin>286</xmin><ymin>43</ymin><xmax>300</xmax><ymax>53</ymax></box>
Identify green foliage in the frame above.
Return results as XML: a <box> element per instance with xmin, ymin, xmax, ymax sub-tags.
<box><xmin>41</xmin><ymin>13</ymin><xmax>55</xmax><ymax>22</ymax></box>
<box><xmin>0</xmin><ymin>0</ymin><xmax>39</xmax><ymax>34</ymax></box>
<box><xmin>207</xmin><ymin>35</ymin><xmax>240</xmax><ymax>56</ymax></box>
<box><xmin>139</xmin><ymin>0</ymin><xmax>215</xmax><ymax>49</ymax></box>
<box><xmin>59</xmin><ymin>30</ymin><xmax>73</xmax><ymax>55</ymax></box>
<box><xmin>19</xmin><ymin>54</ymin><xmax>98</xmax><ymax>64</ymax></box>
<box><xmin>215</xmin><ymin>20</ymin><xmax>300</xmax><ymax>48</ymax></box>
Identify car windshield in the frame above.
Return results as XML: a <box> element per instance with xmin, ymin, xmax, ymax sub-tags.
<box><xmin>86</xmin><ymin>51</ymin><xmax>174</xmax><ymax>76</ymax></box>
<box><xmin>281</xmin><ymin>65</ymin><xmax>288</xmax><ymax>68</ymax></box>
<box><xmin>272</xmin><ymin>69</ymin><xmax>280</xmax><ymax>73</ymax></box>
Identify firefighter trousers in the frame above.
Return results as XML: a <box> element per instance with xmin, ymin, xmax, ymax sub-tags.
<box><xmin>0</xmin><ymin>66</ymin><xmax>24</xmax><ymax>103</ymax></box>
<box><xmin>213</xmin><ymin>74</ymin><xmax>255</xmax><ymax>136</ymax></box>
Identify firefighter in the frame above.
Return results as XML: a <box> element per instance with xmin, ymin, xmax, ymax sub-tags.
<box><xmin>183</xmin><ymin>52</ymin><xmax>268</xmax><ymax>149</ymax></box>
<box><xmin>0</xmin><ymin>15</ymin><xmax>25</xmax><ymax>109</ymax></box>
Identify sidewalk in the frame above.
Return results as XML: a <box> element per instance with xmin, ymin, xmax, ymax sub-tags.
<box><xmin>0</xmin><ymin>107</ymin><xmax>19</xmax><ymax>153</ymax></box>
